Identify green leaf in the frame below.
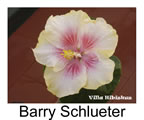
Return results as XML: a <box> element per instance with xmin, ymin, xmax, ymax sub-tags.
<box><xmin>59</xmin><ymin>56</ymin><xmax>122</xmax><ymax>103</ymax></box>
<box><xmin>91</xmin><ymin>17</ymin><xmax>96</xmax><ymax>20</ymax></box>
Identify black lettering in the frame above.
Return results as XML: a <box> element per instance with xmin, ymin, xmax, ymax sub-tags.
<box><xmin>61</xmin><ymin>105</ymin><xmax>70</xmax><ymax>117</ymax></box>
<box><xmin>107</xmin><ymin>106</ymin><xmax>112</xmax><ymax>117</ymax></box>
<box><xmin>99</xmin><ymin>108</ymin><xmax>107</xmax><ymax>117</ymax></box>
<box><xmin>43</xmin><ymin>108</ymin><xmax>49</xmax><ymax>117</ymax></box>
<box><xmin>30</xmin><ymin>108</ymin><xmax>37</xmax><ymax>117</ymax></box>
<box><xmin>112</xmin><ymin>108</ymin><xmax>120</xmax><ymax>117</ymax></box>
<box><xmin>38</xmin><ymin>108</ymin><xmax>44</xmax><ymax>117</ymax></box>
<box><xmin>121</xmin><ymin>108</ymin><xmax>126</xmax><ymax>117</ymax></box>
<box><xmin>91</xmin><ymin>109</ymin><xmax>98</xmax><ymax>117</ymax></box>
<box><xmin>71</xmin><ymin>108</ymin><xmax>78</xmax><ymax>117</ymax></box>
<box><xmin>20</xmin><ymin>105</ymin><xmax>28</xmax><ymax>117</ymax></box>
<box><xmin>79</xmin><ymin>105</ymin><xmax>86</xmax><ymax>117</ymax></box>
<box><xmin>49</xmin><ymin>109</ymin><xmax>56</xmax><ymax>120</ymax></box>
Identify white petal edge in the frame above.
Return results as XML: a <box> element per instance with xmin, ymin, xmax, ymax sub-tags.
<box><xmin>84</xmin><ymin>58</ymin><xmax>115</xmax><ymax>89</ymax></box>
<box><xmin>44</xmin><ymin>10</ymin><xmax>91</xmax><ymax>48</ymax></box>
<box><xmin>44</xmin><ymin>64</ymin><xmax>87</xmax><ymax>98</ymax></box>
<box><xmin>79</xmin><ymin>18</ymin><xmax>118</xmax><ymax>58</ymax></box>
<box><xmin>94</xmin><ymin>18</ymin><xmax>118</xmax><ymax>58</ymax></box>
<box><xmin>33</xmin><ymin>31</ymin><xmax>68</xmax><ymax>71</ymax></box>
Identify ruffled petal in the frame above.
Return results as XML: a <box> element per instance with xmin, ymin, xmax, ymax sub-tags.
<box><xmin>44</xmin><ymin>10</ymin><xmax>91</xmax><ymax>50</ymax></box>
<box><xmin>44</xmin><ymin>59</ymin><xmax>87</xmax><ymax>98</ymax></box>
<box><xmin>33</xmin><ymin>31</ymin><xmax>68</xmax><ymax>71</ymax></box>
<box><xmin>83</xmin><ymin>55</ymin><xmax>115</xmax><ymax>89</ymax></box>
<box><xmin>79</xmin><ymin>18</ymin><xmax>118</xmax><ymax>57</ymax></box>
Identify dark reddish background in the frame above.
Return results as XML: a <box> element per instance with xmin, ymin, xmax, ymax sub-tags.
<box><xmin>8</xmin><ymin>8</ymin><xmax>136</xmax><ymax>103</ymax></box>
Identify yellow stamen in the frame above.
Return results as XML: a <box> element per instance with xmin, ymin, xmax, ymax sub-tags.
<box><xmin>61</xmin><ymin>50</ymin><xmax>74</xmax><ymax>60</ymax></box>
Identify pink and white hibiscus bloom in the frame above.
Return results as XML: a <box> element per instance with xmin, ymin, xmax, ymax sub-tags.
<box><xmin>33</xmin><ymin>10</ymin><xmax>118</xmax><ymax>98</ymax></box>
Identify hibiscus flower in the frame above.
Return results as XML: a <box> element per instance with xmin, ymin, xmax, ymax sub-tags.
<box><xmin>33</xmin><ymin>10</ymin><xmax>118</xmax><ymax>98</ymax></box>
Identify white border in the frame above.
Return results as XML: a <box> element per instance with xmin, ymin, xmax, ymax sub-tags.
<box><xmin>1</xmin><ymin>0</ymin><xmax>144</xmax><ymax>119</ymax></box>
<box><xmin>0</xmin><ymin>0</ymin><xmax>141</xmax><ymax>7</ymax></box>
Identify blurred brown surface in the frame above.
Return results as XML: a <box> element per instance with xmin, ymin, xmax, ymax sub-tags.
<box><xmin>8</xmin><ymin>8</ymin><xmax>136</xmax><ymax>103</ymax></box>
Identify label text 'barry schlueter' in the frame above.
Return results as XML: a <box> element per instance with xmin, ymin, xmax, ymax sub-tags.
<box><xmin>20</xmin><ymin>105</ymin><xmax>126</xmax><ymax>120</ymax></box>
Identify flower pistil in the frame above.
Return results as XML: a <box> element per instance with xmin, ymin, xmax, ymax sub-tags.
<box><xmin>61</xmin><ymin>49</ymin><xmax>82</xmax><ymax>60</ymax></box>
